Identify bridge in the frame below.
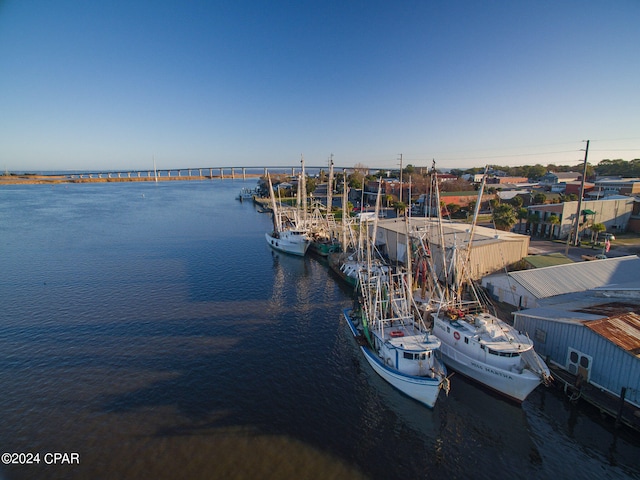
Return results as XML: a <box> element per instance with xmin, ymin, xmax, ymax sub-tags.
<box><xmin>66</xmin><ymin>165</ymin><xmax>358</xmax><ymax>180</ymax></box>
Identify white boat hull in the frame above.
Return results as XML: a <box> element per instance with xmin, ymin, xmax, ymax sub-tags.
<box><xmin>265</xmin><ymin>231</ymin><xmax>310</xmax><ymax>256</ymax></box>
<box><xmin>432</xmin><ymin>314</ymin><xmax>548</xmax><ymax>402</ymax></box>
<box><xmin>438</xmin><ymin>342</ymin><xmax>543</xmax><ymax>402</ymax></box>
<box><xmin>344</xmin><ymin>309</ymin><xmax>444</xmax><ymax>408</ymax></box>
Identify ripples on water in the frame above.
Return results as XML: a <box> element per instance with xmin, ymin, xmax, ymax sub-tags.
<box><xmin>0</xmin><ymin>180</ymin><xmax>638</xmax><ymax>480</ymax></box>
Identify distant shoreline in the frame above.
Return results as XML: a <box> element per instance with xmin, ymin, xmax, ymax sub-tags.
<box><xmin>0</xmin><ymin>173</ymin><xmax>263</xmax><ymax>185</ymax></box>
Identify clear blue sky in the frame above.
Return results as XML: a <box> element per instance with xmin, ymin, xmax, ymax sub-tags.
<box><xmin>1</xmin><ymin>0</ymin><xmax>639</xmax><ymax>172</ymax></box>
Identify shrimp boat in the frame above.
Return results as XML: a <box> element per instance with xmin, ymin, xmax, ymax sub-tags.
<box><xmin>344</xmin><ymin>269</ymin><xmax>449</xmax><ymax>408</ymax></box>
<box><xmin>329</xmin><ymin>177</ymin><xmax>388</xmax><ymax>287</ymax></box>
<box><xmin>431</xmin><ymin>306</ymin><xmax>551</xmax><ymax>402</ymax></box>
<box><xmin>265</xmin><ymin>173</ymin><xmax>310</xmax><ymax>256</ymax></box>
<box><xmin>424</xmin><ymin>165</ymin><xmax>551</xmax><ymax>402</ymax></box>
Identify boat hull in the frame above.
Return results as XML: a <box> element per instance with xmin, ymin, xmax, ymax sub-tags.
<box><xmin>309</xmin><ymin>240</ymin><xmax>340</xmax><ymax>257</ymax></box>
<box><xmin>437</xmin><ymin>340</ymin><xmax>543</xmax><ymax>403</ymax></box>
<box><xmin>343</xmin><ymin>309</ymin><xmax>443</xmax><ymax>408</ymax></box>
<box><xmin>265</xmin><ymin>232</ymin><xmax>310</xmax><ymax>256</ymax></box>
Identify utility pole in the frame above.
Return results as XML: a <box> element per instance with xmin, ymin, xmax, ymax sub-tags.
<box><xmin>572</xmin><ymin>140</ymin><xmax>590</xmax><ymax>246</ymax></box>
<box><xmin>398</xmin><ymin>153</ymin><xmax>403</xmax><ymax>205</ymax></box>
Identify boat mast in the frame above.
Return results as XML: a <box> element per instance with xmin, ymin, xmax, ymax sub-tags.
<box><xmin>327</xmin><ymin>154</ymin><xmax>334</xmax><ymax>213</ymax></box>
<box><xmin>432</xmin><ymin>162</ymin><xmax>451</xmax><ymax>303</ymax></box>
<box><xmin>370</xmin><ymin>177</ymin><xmax>383</xmax><ymax>260</ymax></box>
<box><xmin>300</xmin><ymin>155</ymin><xmax>307</xmax><ymax>228</ymax></box>
<box><xmin>267</xmin><ymin>173</ymin><xmax>280</xmax><ymax>233</ymax></box>
<box><xmin>342</xmin><ymin>169</ymin><xmax>348</xmax><ymax>252</ymax></box>
<box><xmin>405</xmin><ymin>175</ymin><xmax>413</xmax><ymax>293</ymax></box>
<box><xmin>456</xmin><ymin>165</ymin><xmax>488</xmax><ymax>300</ymax></box>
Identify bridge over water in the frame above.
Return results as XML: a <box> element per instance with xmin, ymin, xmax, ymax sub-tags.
<box><xmin>67</xmin><ymin>165</ymin><xmax>356</xmax><ymax>180</ymax></box>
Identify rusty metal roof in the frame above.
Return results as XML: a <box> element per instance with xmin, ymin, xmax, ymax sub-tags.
<box><xmin>584</xmin><ymin>311</ymin><xmax>640</xmax><ymax>357</ymax></box>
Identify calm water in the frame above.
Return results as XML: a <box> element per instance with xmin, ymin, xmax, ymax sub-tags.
<box><xmin>0</xmin><ymin>180</ymin><xmax>638</xmax><ymax>480</ymax></box>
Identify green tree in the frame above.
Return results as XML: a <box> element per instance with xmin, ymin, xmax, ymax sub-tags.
<box><xmin>590</xmin><ymin>222</ymin><xmax>606</xmax><ymax>243</ymax></box>
<box><xmin>548</xmin><ymin>214</ymin><xmax>560</xmax><ymax>239</ymax></box>
<box><xmin>393</xmin><ymin>201</ymin><xmax>407</xmax><ymax>216</ymax></box>
<box><xmin>527</xmin><ymin>164</ymin><xmax>547</xmax><ymax>180</ymax></box>
<box><xmin>306</xmin><ymin>176</ymin><xmax>317</xmax><ymax>194</ymax></box>
<box><xmin>492</xmin><ymin>204</ymin><xmax>517</xmax><ymax>231</ymax></box>
<box><xmin>446</xmin><ymin>203</ymin><xmax>461</xmax><ymax>217</ymax></box>
<box><xmin>527</xmin><ymin>213</ymin><xmax>540</xmax><ymax>235</ymax></box>
<box><xmin>510</xmin><ymin>195</ymin><xmax>524</xmax><ymax>208</ymax></box>
<box><xmin>532</xmin><ymin>193</ymin><xmax>547</xmax><ymax>205</ymax></box>
<box><xmin>517</xmin><ymin>207</ymin><xmax>529</xmax><ymax>233</ymax></box>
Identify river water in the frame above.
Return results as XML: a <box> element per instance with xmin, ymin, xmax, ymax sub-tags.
<box><xmin>0</xmin><ymin>179</ymin><xmax>638</xmax><ymax>480</ymax></box>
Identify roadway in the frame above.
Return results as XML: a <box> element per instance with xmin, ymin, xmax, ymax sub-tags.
<box><xmin>527</xmin><ymin>236</ymin><xmax>640</xmax><ymax>262</ymax></box>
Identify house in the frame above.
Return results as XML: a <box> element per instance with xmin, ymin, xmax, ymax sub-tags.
<box><xmin>539</xmin><ymin>171</ymin><xmax>582</xmax><ymax>185</ymax></box>
<box><xmin>564</xmin><ymin>181</ymin><xmax>595</xmax><ymax>197</ymax></box>
<box><xmin>486</xmin><ymin>176</ymin><xmax>529</xmax><ymax>184</ymax></box>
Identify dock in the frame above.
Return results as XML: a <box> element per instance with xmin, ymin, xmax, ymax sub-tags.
<box><xmin>550</xmin><ymin>364</ymin><xmax>640</xmax><ymax>433</ymax></box>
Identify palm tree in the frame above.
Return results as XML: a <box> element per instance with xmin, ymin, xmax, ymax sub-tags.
<box><xmin>393</xmin><ymin>201</ymin><xmax>407</xmax><ymax>216</ymax></box>
<box><xmin>517</xmin><ymin>207</ymin><xmax>528</xmax><ymax>233</ymax></box>
<box><xmin>590</xmin><ymin>223</ymin><xmax>606</xmax><ymax>244</ymax></box>
<box><xmin>492</xmin><ymin>204</ymin><xmax>517</xmax><ymax>231</ymax></box>
<box><xmin>548</xmin><ymin>214</ymin><xmax>560</xmax><ymax>239</ymax></box>
<box><xmin>527</xmin><ymin>213</ymin><xmax>540</xmax><ymax>235</ymax></box>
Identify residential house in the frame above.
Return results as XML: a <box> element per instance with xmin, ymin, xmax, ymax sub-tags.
<box><xmin>539</xmin><ymin>171</ymin><xmax>582</xmax><ymax>185</ymax></box>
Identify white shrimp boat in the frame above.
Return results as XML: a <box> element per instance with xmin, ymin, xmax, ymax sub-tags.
<box><xmin>423</xmin><ymin>165</ymin><xmax>551</xmax><ymax>402</ymax></box>
<box><xmin>265</xmin><ymin>228</ymin><xmax>310</xmax><ymax>256</ymax></box>
<box><xmin>265</xmin><ymin>172</ymin><xmax>310</xmax><ymax>256</ymax></box>
<box><xmin>431</xmin><ymin>308</ymin><xmax>551</xmax><ymax>402</ymax></box>
<box><xmin>345</xmin><ymin>270</ymin><xmax>449</xmax><ymax>408</ymax></box>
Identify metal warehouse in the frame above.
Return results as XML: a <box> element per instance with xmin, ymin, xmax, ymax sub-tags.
<box><xmin>374</xmin><ymin>218</ymin><xmax>529</xmax><ymax>280</ymax></box>
<box><xmin>482</xmin><ymin>255</ymin><xmax>640</xmax><ymax>309</ymax></box>
<box><xmin>512</xmin><ymin>293</ymin><xmax>640</xmax><ymax>429</ymax></box>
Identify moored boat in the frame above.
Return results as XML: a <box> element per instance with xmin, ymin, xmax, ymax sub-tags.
<box><xmin>265</xmin><ymin>173</ymin><xmax>310</xmax><ymax>256</ymax></box>
<box><xmin>422</xmin><ymin>164</ymin><xmax>551</xmax><ymax>401</ymax></box>
<box><xmin>345</xmin><ymin>270</ymin><xmax>449</xmax><ymax>408</ymax></box>
<box><xmin>431</xmin><ymin>308</ymin><xmax>551</xmax><ymax>402</ymax></box>
<box><xmin>265</xmin><ymin>229</ymin><xmax>310</xmax><ymax>256</ymax></box>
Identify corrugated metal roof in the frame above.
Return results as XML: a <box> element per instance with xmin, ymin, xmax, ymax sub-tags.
<box><xmin>513</xmin><ymin>306</ymin><xmax>600</xmax><ymax>324</ymax></box>
<box><xmin>509</xmin><ymin>255</ymin><xmax>640</xmax><ymax>299</ymax></box>
<box><xmin>585</xmin><ymin>312</ymin><xmax>640</xmax><ymax>357</ymax></box>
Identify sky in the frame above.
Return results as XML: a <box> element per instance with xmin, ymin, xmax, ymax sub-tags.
<box><xmin>1</xmin><ymin>0</ymin><xmax>639</xmax><ymax>172</ymax></box>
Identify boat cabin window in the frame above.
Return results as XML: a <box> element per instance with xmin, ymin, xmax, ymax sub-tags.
<box><xmin>403</xmin><ymin>352</ymin><xmax>429</xmax><ymax>360</ymax></box>
<box><xmin>488</xmin><ymin>348</ymin><xmax>519</xmax><ymax>357</ymax></box>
